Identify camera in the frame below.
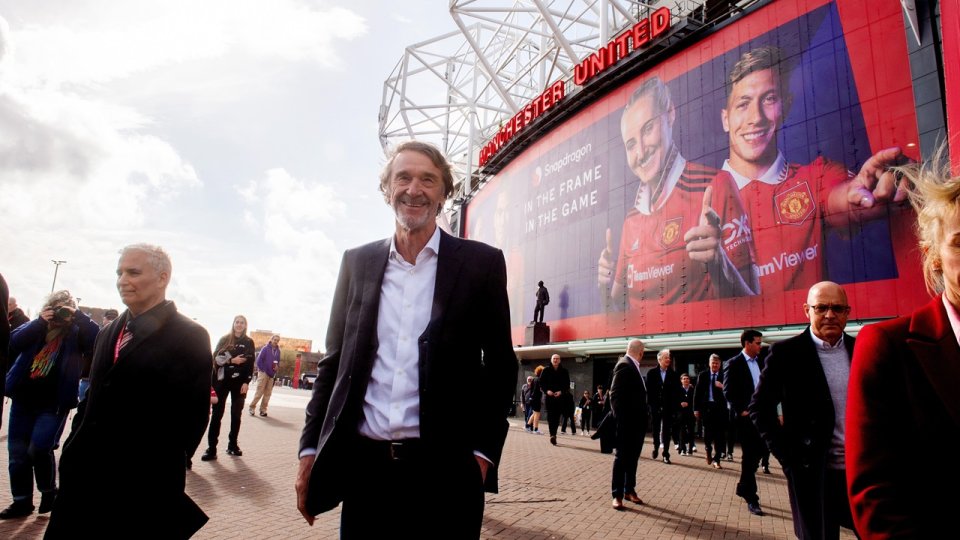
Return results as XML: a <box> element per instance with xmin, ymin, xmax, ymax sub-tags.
<box><xmin>53</xmin><ymin>306</ymin><xmax>73</xmax><ymax>322</ymax></box>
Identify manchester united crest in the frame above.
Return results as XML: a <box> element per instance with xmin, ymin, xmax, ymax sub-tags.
<box><xmin>775</xmin><ymin>182</ymin><xmax>815</xmax><ymax>225</ymax></box>
<box><xmin>660</xmin><ymin>217</ymin><xmax>683</xmax><ymax>248</ymax></box>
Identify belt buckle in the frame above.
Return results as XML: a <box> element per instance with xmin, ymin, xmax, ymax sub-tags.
<box><xmin>389</xmin><ymin>442</ymin><xmax>402</xmax><ymax>461</ymax></box>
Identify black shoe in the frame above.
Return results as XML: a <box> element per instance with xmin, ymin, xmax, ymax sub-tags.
<box><xmin>747</xmin><ymin>502</ymin><xmax>764</xmax><ymax>516</ymax></box>
<box><xmin>652</xmin><ymin>449</ymin><xmax>659</xmax><ymax>460</ymax></box>
<box><xmin>201</xmin><ymin>447</ymin><xmax>217</xmax><ymax>461</ymax></box>
<box><xmin>549</xmin><ymin>436</ymin><xmax>557</xmax><ymax>446</ymax></box>
<box><xmin>248</xmin><ymin>408</ymin><xmax>255</xmax><ymax>416</ymax></box>
<box><xmin>227</xmin><ymin>445</ymin><xmax>243</xmax><ymax>456</ymax></box>
<box><xmin>39</xmin><ymin>490</ymin><xmax>57</xmax><ymax>514</ymax></box>
<box><xmin>762</xmin><ymin>465</ymin><xmax>771</xmax><ymax>474</ymax></box>
<box><xmin>663</xmin><ymin>456</ymin><xmax>672</xmax><ymax>464</ymax></box>
<box><xmin>726</xmin><ymin>454</ymin><xmax>734</xmax><ymax>462</ymax></box>
<box><xmin>0</xmin><ymin>501</ymin><xmax>35</xmax><ymax>519</ymax></box>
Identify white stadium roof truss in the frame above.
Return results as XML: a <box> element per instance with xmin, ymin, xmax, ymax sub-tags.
<box><xmin>378</xmin><ymin>1</ymin><xmax>750</xmax><ymax>211</ymax></box>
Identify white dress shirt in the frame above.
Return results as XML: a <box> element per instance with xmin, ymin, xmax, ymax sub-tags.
<box><xmin>722</xmin><ymin>151</ymin><xmax>787</xmax><ymax>190</ymax></box>
<box><xmin>743</xmin><ymin>351</ymin><xmax>761</xmax><ymax>389</ymax></box>
<box><xmin>358</xmin><ymin>227</ymin><xmax>440</xmax><ymax>441</ymax></box>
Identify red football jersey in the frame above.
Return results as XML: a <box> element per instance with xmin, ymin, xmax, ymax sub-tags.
<box><xmin>614</xmin><ymin>163</ymin><xmax>755</xmax><ymax>306</ymax></box>
<box><xmin>739</xmin><ymin>156</ymin><xmax>850</xmax><ymax>292</ymax></box>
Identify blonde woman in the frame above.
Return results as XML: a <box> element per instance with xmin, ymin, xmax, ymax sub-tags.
<box><xmin>202</xmin><ymin>315</ymin><xmax>255</xmax><ymax>461</ymax></box>
<box><xmin>847</xmin><ymin>148</ymin><xmax>960</xmax><ymax>538</ymax></box>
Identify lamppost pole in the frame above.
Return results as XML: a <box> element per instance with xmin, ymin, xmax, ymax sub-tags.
<box><xmin>51</xmin><ymin>260</ymin><xmax>67</xmax><ymax>292</ymax></box>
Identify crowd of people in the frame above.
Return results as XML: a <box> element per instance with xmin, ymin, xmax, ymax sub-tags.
<box><xmin>0</xmin><ymin>245</ymin><xmax>288</xmax><ymax>537</ymax></box>
<box><xmin>0</xmin><ymin>137</ymin><xmax>957</xmax><ymax>539</ymax></box>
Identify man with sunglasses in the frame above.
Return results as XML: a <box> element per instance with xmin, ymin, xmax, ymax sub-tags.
<box><xmin>749</xmin><ymin>281</ymin><xmax>857</xmax><ymax>538</ymax></box>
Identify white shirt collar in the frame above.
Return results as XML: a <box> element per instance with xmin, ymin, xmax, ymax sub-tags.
<box><xmin>722</xmin><ymin>150</ymin><xmax>787</xmax><ymax>190</ymax></box>
<box><xmin>809</xmin><ymin>328</ymin><xmax>845</xmax><ymax>350</ymax></box>
<box><xmin>389</xmin><ymin>226</ymin><xmax>441</xmax><ymax>262</ymax></box>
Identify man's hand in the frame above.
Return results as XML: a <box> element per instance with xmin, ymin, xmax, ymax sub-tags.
<box><xmin>740</xmin><ymin>410</ymin><xmax>750</xmax><ymax>417</ymax></box>
<box><xmin>231</xmin><ymin>355</ymin><xmax>247</xmax><ymax>365</ymax></box>
<box><xmin>681</xmin><ymin>402</ymin><xmax>689</xmax><ymax>408</ymax></box>
<box><xmin>475</xmin><ymin>456</ymin><xmax>490</xmax><ymax>484</ymax></box>
<box><xmin>684</xmin><ymin>186</ymin><xmax>723</xmax><ymax>263</ymax></box>
<box><xmin>296</xmin><ymin>455</ymin><xmax>317</xmax><ymax>526</ymax></box>
<box><xmin>694</xmin><ymin>411</ymin><xmax>701</xmax><ymax>419</ymax></box>
<box><xmin>598</xmin><ymin>227</ymin><xmax>615</xmax><ymax>288</ymax></box>
<box><xmin>240</xmin><ymin>383</ymin><xmax>249</xmax><ymax>395</ymax></box>
<box><xmin>847</xmin><ymin>146</ymin><xmax>909</xmax><ymax>209</ymax></box>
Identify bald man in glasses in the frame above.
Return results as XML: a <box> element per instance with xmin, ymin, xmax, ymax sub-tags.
<box><xmin>749</xmin><ymin>281</ymin><xmax>857</xmax><ymax>539</ymax></box>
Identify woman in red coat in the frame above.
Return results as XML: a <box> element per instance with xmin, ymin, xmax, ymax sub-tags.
<box><xmin>847</xmin><ymin>151</ymin><xmax>960</xmax><ymax>539</ymax></box>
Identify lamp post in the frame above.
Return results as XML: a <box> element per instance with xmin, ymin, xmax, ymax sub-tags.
<box><xmin>51</xmin><ymin>260</ymin><xmax>67</xmax><ymax>292</ymax></box>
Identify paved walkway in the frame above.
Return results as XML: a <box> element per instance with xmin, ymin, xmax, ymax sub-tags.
<box><xmin>0</xmin><ymin>389</ymin><xmax>856</xmax><ymax>538</ymax></box>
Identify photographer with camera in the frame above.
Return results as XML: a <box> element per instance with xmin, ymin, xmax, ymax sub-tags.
<box><xmin>201</xmin><ymin>314</ymin><xmax>255</xmax><ymax>461</ymax></box>
<box><xmin>1</xmin><ymin>290</ymin><xmax>99</xmax><ymax>519</ymax></box>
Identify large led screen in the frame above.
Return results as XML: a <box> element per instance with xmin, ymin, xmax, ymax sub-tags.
<box><xmin>466</xmin><ymin>0</ymin><xmax>926</xmax><ymax>343</ymax></box>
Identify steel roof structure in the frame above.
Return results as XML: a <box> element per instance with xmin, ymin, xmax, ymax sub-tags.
<box><xmin>378</xmin><ymin>1</ymin><xmax>753</xmax><ymax>216</ymax></box>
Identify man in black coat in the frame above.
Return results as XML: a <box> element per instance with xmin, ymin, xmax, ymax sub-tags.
<box><xmin>295</xmin><ymin>141</ymin><xmax>517</xmax><ymax>538</ymax></box>
<box><xmin>750</xmin><ymin>282</ymin><xmax>857</xmax><ymax>539</ymax></box>
<box><xmin>45</xmin><ymin>244</ymin><xmax>212</xmax><ymax>539</ymax></box>
<box><xmin>646</xmin><ymin>348</ymin><xmax>680</xmax><ymax>464</ymax></box>
<box><xmin>609</xmin><ymin>339</ymin><xmax>648</xmax><ymax>510</ymax></box>
<box><xmin>7</xmin><ymin>296</ymin><xmax>29</xmax><ymax>331</ymax></box>
<box><xmin>540</xmin><ymin>353</ymin><xmax>571</xmax><ymax>445</ymax></box>
<box><xmin>694</xmin><ymin>353</ymin><xmax>727</xmax><ymax>469</ymax></box>
<box><xmin>723</xmin><ymin>329</ymin><xmax>766</xmax><ymax>516</ymax></box>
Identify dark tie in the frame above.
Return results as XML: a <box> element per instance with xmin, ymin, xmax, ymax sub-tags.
<box><xmin>709</xmin><ymin>373</ymin><xmax>715</xmax><ymax>401</ymax></box>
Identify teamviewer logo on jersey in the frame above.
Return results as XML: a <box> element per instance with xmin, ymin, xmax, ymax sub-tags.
<box><xmin>775</xmin><ymin>182</ymin><xmax>815</xmax><ymax>225</ymax></box>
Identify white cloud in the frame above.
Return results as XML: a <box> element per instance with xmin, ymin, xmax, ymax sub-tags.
<box><xmin>3</xmin><ymin>1</ymin><xmax>367</xmax><ymax>88</ymax></box>
<box><xmin>0</xmin><ymin>1</ymin><xmax>382</xmax><ymax>349</ymax></box>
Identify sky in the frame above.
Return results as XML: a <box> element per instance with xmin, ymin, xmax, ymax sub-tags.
<box><xmin>0</xmin><ymin>0</ymin><xmax>457</xmax><ymax>350</ymax></box>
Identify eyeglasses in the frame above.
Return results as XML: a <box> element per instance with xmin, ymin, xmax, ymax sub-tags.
<box><xmin>809</xmin><ymin>304</ymin><xmax>851</xmax><ymax>315</ymax></box>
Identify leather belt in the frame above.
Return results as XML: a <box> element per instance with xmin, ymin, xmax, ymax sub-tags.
<box><xmin>357</xmin><ymin>437</ymin><xmax>424</xmax><ymax>462</ymax></box>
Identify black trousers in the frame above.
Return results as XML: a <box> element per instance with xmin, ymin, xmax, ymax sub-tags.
<box><xmin>676</xmin><ymin>411</ymin><xmax>695</xmax><ymax>451</ymax></box>
<box><xmin>786</xmin><ymin>467</ymin><xmax>858</xmax><ymax>540</ymax></box>
<box><xmin>650</xmin><ymin>408</ymin><xmax>674</xmax><ymax>457</ymax></box>
<box><xmin>701</xmin><ymin>402</ymin><xmax>727</xmax><ymax>461</ymax></box>
<box><xmin>208</xmin><ymin>379</ymin><xmax>246</xmax><ymax>448</ymax></box>
<box><xmin>611</xmin><ymin>437</ymin><xmax>643</xmax><ymax>498</ymax></box>
<box><xmin>735</xmin><ymin>415</ymin><xmax>763</xmax><ymax>503</ymax></box>
<box><xmin>545</xmin><ymin>396</ymin><xmax>564</xmax><ymax>436</ymax></box>
<box><xmin>341</xmin><ymin>438</ymin><xmax>484</xmax><ymax>538</ymax></box>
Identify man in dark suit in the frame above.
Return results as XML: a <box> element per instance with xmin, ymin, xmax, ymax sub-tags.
<box><xmin>295</xmin><ymin>141</ymin><xmax>517</xmax><ymax>538</ymax></box>
<box><xmin>694</xmin><ymin>353</ymin><xmax>727</xmax><ymax>469</ymax></box>
<box><xmin>646</xmin><ymin>348</ymin><xmax>680</xmax><ymax>464</ymax></box>
<box><xmin>45</xmin><ymin>244</ymin><xmax>212</xmax><ymax>539</ymax></box>
<box><xmin>541</xmin><ymin>353</ymin><xmax>572</xmax><ymax>444</ymax></box>
<box><xmin>723</xmin><ymin>329</ymin><xmax>765</xmax><ymax>516</ymax></box>
<box><xmin>751</xmin><ymin>281</ymin><xmax>857</xmax><ymax>539</ymax></box>
<box><xmin>609</xmin><ymin>339</ymin><xmax>648</xmax><ymax>510</ymax></box>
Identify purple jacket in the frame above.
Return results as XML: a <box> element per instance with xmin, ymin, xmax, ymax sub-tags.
<box><xmin>256</xmin><ymin>343</ymin><xmax>280</xmax><ymax>378</ymax></box>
